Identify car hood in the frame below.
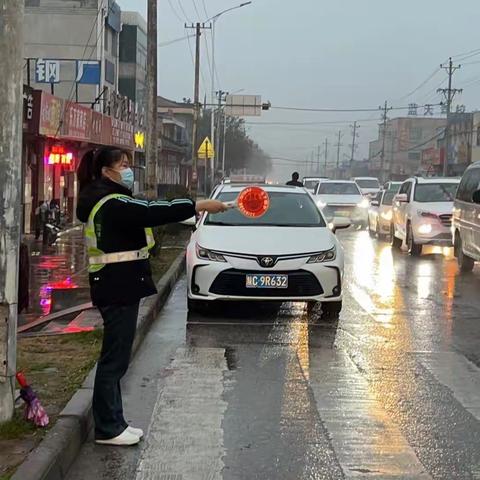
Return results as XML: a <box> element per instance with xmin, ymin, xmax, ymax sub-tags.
<box><xmin>195</xmin><ymin>226</ymin><xmax>335</xmax><ymax>254</ymax></box>
<box><xmin>315</xmin><ymin>194</ymin><xmax>363</xmax><ymax>205</ymax></box>
<box><xmin>415</xmin><ymin>202</ymin><xmax>454</xmax><ymax>215</ymax></box>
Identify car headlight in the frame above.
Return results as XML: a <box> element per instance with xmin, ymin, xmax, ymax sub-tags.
<box><xmin>195</xmin><ymin>244</ymin><xmax>226</xmax><ymax>262</ymax></box>
<box><xmin>307</xmin><ymin>247</ymin><xmax>336</xmax><ymax>263</ymax></box>
<box><xmin>418</xmin><ymin>223</ymin><xmax>433</xmax><ymax>234</ymax></box>
<box><xmin>317</xmin><ymin>200</ymin><xmax>327</xmax><ymax>208</ymax></box>
<box><xmin>381</xmin><ymin>210</ymin><xmax>393</xmax><ymax>221</ymax></box>
<box><xmin>357</xmin><ymin>198</ymin><xmax>370</xmax><ymax>209</ymax></box>
<box><xmin>417</xmin><ymin>210</ymin><xmax>437</xmax><ymax>219</ymax></box>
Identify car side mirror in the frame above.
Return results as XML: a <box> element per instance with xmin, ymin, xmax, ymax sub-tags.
<box><xmin>329</xmin><ymin>217</ymin><xmax>351</xmax><ymax>234</ymax></box>
<box><xmin>181</xmin><ymin>216</ymin><xmax>197</xmax><ymax>229</ymax></box>
<box><xmin>395</xmin><ymin>193</ymin><xmax>408</xmax><ymax>203</ymax></box>
<box><xmin>371</xmin><ymin>200</ymin><xmax>379</xmax><ymax>207</ymax></box>
<box><xmin>472</xmin><ymin>190</ymin><xmax>480</xmax><ymax>204</ymax></box>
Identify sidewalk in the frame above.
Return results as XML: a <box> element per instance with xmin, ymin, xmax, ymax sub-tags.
<box><xmin>20</xmin><ymin>225</ymin><xmax>91</xmax><ymax>328</ymax></box>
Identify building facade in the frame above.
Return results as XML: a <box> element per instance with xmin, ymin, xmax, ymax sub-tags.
<box><xmin>157</xmin><ymin>96</ymin><xmax>195</xmax><ymax>188</ymax></box>
<box><xmin>369</xmin><ymin>117</ymin><xmax>446</xmax><ymax>180</ymax></box>
<box><xmin>119</xmin><ymin>11</ymin><xmax>148</xmax><ymax>192</ymax></box>
<box><xmin>24</xmin><ymin>0</ymin><xmax>121</xmax><ymax>110</ymax></box>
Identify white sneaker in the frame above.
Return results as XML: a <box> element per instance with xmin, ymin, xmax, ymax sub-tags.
<box><xmin>95</xmin><ymin>429</ymin><xmax>140</xmax><ymax>446</ymax></box>
<box><xmin>127</xmin><ymin>426</ymin><xmax>144</xmax><ymax>438</ymax></box>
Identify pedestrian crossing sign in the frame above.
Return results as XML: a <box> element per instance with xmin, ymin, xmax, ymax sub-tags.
<box><xmin>198</xmin><ymin>137</ymin><xmax>215</xmax><ymax>159</ymax></box>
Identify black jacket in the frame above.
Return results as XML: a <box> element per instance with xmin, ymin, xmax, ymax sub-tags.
<box><xmin>76</xmin><ymin>178</ymin><xmax>196</xmax><ymax>307</ymax></box>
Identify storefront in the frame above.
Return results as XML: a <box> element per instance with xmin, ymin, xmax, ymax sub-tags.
<box><xmin>23</xmin><ymin>88</ymin><xmax>135</xmax><ymax>233</ymax></box>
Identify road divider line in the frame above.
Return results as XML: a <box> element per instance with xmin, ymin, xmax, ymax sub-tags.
<box><xmin>136</xmin><ymin>347</ymin><xmax>228</xmax><ymax>480</ymax></box>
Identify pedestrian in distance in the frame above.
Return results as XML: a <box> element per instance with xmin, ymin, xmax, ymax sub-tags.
<box><xmin>34</xmin><ymin>200</ymin><xmax>49</xmax><ymax>240</ymax></box>
<box><xmin>76</xmin><ymin>147</ymin><xmax>228</xmax><ymax>446</ymax></box>
<box><xmin>286</xmin><ymin>171</ymin><xmax>304</xmax><ymax>187</ymax></box>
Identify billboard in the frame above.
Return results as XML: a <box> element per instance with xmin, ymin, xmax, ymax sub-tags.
<box><xmin>225</xmin><ymin>95</ymin><xmax>262</xmax><ymax>117</ymax></box>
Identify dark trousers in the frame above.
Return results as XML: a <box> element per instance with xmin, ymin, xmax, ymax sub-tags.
<box><xmin>93</xmin><ymin>302</ymin><xmax>139</xmax><ymax>440</ymax></box>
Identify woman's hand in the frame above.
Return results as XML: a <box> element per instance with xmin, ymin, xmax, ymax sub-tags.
<box><xmin>196</xmin><ymin>199</ymin><xmax>229</xmax><ymax>214</ymax></box>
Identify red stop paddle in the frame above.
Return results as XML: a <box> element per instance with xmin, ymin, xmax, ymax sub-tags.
<box><xmin>237</xmin><ymin>187</ymin><xmax>270</xmax><ymax>218</ymax></box>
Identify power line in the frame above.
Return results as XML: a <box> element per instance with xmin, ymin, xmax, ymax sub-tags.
<box><xmin>397</xmin><ymin>68</ymin><xmax>442</xmax><ymax>101</ymax></box>
<box><xmin>201</xmin><ymin>0</ymin><xmax>209</xmax><ymax>18</ymax></box>
<box><xmin>177</xmin><ymin>0</ymin><xmax>192</xmax><ymax>21</ymax></box>
<box><xmin>270</xmin><ymin>102</ymin><xmax>442</xmax><ymax>113</ymax></box>
<box><xmin>167</xmin><ymin>0</ymin><xmax>184</xmax><ymax>22</ymax></box>
<box><xmin>159</xmin><ymin>34</ymin><xmax>195</xmax><ymax>47</ymax></box>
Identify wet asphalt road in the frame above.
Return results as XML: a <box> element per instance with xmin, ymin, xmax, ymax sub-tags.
<box><xmin>68</xmin><ymin>230</ymin><xmax>480</xmax><ymax>479</ymax></box>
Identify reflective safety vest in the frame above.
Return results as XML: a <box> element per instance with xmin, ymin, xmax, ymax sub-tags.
<box><xmin>85</xmin><ymin>193</ymin><xmax>155</xmax><ymax>273</ymax></box>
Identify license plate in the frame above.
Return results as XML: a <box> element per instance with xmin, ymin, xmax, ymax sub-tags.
<box><xmin>246</xmin><ymin>274</ymin><xmax>288</xmax><ymax>289</ymax></box>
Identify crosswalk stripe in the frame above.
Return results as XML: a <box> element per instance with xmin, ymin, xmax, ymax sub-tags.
<box><xmin>136</xmin><ymin>347</ymin><xmax>228</xmax><ymax>480</ymax></box>
<box><xmin>307</xmin><ymin>350</ymin><xmax>432</xmax><ymax>479</ymax></box>
<box><xmin>418</xmin><ymin>351</ymin><xmax>480</xmax><ymax>420</ymax></box>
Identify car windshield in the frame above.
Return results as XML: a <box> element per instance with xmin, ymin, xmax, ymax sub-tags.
<box><xmin>414</xmin><ymin>183</ymin><xmax>458</xmax><ymax>202</ymax></box>
<box><xmin>382</xmin><ymin>191</ymin><xmax>396</xmax><ymax>206</ymax></box>
<box><xmin>303</xmin><ymin>180</ymin><xmax>319</xmax><ymax>190</ymax></box>
<box><xmin>205</xmin><ymin>191</ymin><xmax>326</xmax><ymax>227</ymax></box>
<box><xmin>356</xmin><ymin>179</ymin><xmax>380</xmax><ymax>189</ymax></box>
<box><xmin>318</xmin><ymin>183</ymin><xmax>360</xmax><ymax>195</ymax></box>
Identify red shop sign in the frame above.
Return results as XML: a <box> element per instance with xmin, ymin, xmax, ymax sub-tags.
<box><xmin>37</xmin><ymin>91</ymin><xmax>63</xmax><ymax>137</ymax></box>
<box><xmin>62</xmin><ymin>101</ymin><xmax>92</xmax><ymax>141</ymax></box>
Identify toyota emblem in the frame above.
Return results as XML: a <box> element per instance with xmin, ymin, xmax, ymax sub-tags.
<box><xmin>260</xmin><ymin>256</ymin><xmax>274</xmax><ymax>268</ymax></box>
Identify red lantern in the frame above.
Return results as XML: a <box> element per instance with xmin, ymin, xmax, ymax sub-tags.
<box><xmin>237</xmin><ymin>186</ymin><xmax>270</xmax><ymax>218</ymax></box>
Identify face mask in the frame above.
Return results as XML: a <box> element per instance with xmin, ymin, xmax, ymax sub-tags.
<box><xmin>119</xmin><ymin>168</ymin><xmax>134</xmax><ymax>190</ymax></box>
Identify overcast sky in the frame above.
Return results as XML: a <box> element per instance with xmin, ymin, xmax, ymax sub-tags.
<box><xmin>118</xmin><ymin>0</ymin><xmax>480</xmax><ymax>180</ymax></box>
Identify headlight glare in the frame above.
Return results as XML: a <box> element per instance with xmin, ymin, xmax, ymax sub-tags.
<box><xmin>381</xmin><ymin>210</ymin><xmax>393</xmax><ymax>221</ymax></box>
<box><xmin>196</xmin><ymin>244</ymin><xmax>226</xmax><ymax>262</ymax></box>
<box><xmin>357</xmin><ymin>198</ymin><xmax>370</xmax><ymax>209</ymax></box>
<box><xmin>307</xmin><ymin>247</ymin><xmax>336</xmax><ymax>263</ymax></box>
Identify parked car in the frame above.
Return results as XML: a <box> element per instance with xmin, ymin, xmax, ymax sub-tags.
<box><xmin>368</xmin><ymin>189</ymin><xmax>397</xmax><ymax>240</ymax></box>
<box><xmin>185</xmin><ymin>184</ymin><xmax>350</xmax><ymax>318</ymax></box>
<box><xmin>302</xmin><ymin>176</ymin><xmax>328</xmax><ymax>194</ymax></box>
<box><xmin>314</xmin><ymin>180</ymin><xmax>369</xmax><ymax>228</ymax></box>
<box><xmin>383</xmin><ymin>181</ymin><xmax>402</xmax><ymax>192</ymax></box>
<box><xmin>391</xmin><ymin>176</ymin><xmax>459</xmax><ymax>256</ymax></box>
<box><xmin>453</xmin><ymin>162</ymin><xmax>480</xmax><ymax>271</ymax></box>
<box><xmin>352</xmin><ymin>177</ymin><xmax>381</xmax><ymax>197</ymax></box>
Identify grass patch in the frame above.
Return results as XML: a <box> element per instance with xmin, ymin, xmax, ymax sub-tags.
<box><xmin>0</xmin><ymin>413</ymin><xmax>36</xmax><ymax>441</ymax></box>
<box><xmin>150</xmin><ymin>247</ymin><xmax>184</xmax><ymax>283</ymax></box>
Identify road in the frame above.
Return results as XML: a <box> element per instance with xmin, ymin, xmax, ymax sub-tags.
<box><xmin>68</xmin><ymin>230</ymin><xmax>480</xmax><ymax>479</ymax></box>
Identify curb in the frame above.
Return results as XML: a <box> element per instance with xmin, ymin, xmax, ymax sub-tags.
<box><xmin>12</xmin><ymin>251</ymin><xmax>186</xmax><ymax>480</ymax></box>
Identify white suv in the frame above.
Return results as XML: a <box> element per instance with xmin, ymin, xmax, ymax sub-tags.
<box><xmin>391</xmin><ymin>177</ymin><xmax>459</xmax><ymax>256</ymax></box>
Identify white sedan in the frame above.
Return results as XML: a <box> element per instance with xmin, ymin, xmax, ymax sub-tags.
<box><xmin>314</xmin><ymin>180</ymin><xmax>369</xmax><ymax>228</ymax></box>
<box><xmin>186</xmin><ymin>184</ymin><xmax>349</xmax><ymax>318</ymax></box>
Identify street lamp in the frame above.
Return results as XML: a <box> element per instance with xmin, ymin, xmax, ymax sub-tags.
<box><xmin>206</xmin><ymin>2</ymin><xmax>252</xmax><ymax>184</ymax></box>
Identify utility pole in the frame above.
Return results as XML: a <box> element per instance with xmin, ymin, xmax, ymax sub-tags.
<box><xmin>0</xmin><ymin>0</ymin><xmax>23</xmax><ymax>422</ymax></box>
<box><xmin>324</xmin><ymin>138</ymin><xmax>329</xmax><ymax>177</ymax></box>
<box><xmin>186</xmin><ymin>23</ymin><xmax>211</xmax><ymax>197</ymax></box>
<box><xmin>335</xmin><ymin>131</ymin><xmax>343</xmax><ymax>179</ymax></box>
<box><xmin>316</xmin><ymin>145</ymin><xmax>321</xmax><ymax>174</ymax></box>
<box><xmin>213</xmin><ymin>90</ymin><xmax>227</xmax><ymax>190</ymax></box>
<box><xmin>379</xmin><ymin>101</ymin><xmax>392</xmax><ymax>182</ymax></box>
<box><xmin>438</xmin><ymin>57</ymin><xmax>462</xmax><ymax>176</ymax></box>
<box><xmin>146</xmin><ymin>0</ymin><xmax>158</xmax><ymax>198</ymax></box>
<box><xmin>350</xmin><ymin>121</ymin><xmax>359</xmax><ymax>164</ymax></box>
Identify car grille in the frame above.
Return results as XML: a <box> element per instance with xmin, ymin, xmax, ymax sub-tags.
<box><xmin>323</xmin><ymin>205</ymin><xmax>356</xmax><ymax>218</ymax></box>
<box><xmin>439</xmin><ymin>214</ymin><xmax>452</xmax><ymax>228</ymax></box>
<box><xmin>209</xmin><ymin>269</ymin><xmax>323</xmax><ymax>297</ymax></box>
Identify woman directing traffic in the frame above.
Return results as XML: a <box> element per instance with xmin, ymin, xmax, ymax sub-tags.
<box><xmin>76</xmin><ymin>147</ymin><xmax>227</xmax><ymax>446</ymax></box>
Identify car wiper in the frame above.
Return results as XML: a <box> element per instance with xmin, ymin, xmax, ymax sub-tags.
<box><xmin>205</xmin><ymin>221</ymin><xmax>244</xmax><ymax>226</ymax></box>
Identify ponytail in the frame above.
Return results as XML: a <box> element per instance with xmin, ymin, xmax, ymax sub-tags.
<box><xmin>77</xmin><ymin>147</ymin><xmax>130</xmax><ymax>192</ymax></box>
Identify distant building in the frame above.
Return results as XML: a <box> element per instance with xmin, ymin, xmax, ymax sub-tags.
<box><xmin>119</xmin><ymin>11</ymin><xmax>148</xmax><ymax>192</ymax></box>
<box><xmin>24</xmin><ymin>0</ymin><xmax>122</xmax><ymax>110</ymax></box>
<box><xmin>447</xmin><ymin>112</ymin><xmax>474</xmax><ymax>175</ymax></box>
<box><xmin>369</xmin><ymin>117</ymin><xmax>446</xmax><ymax>180</ymax></box>
<box><xmin>157</xmin><ymin>96</ymin><xmax>195</xmax><ymax>188</ymax></box>
<box><xmin>471</xmin><ymin>112</ymin><xmax>480</xmax><ymax>164</ymax></box>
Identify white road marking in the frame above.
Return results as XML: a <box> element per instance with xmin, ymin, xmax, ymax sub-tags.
<box><xmin>307</xmin><ymin>350</ymin><xmax>432</xmax><ymax>479</ymax></box>
<box><xmin>136</xmin><ymin>347</ymin><xmax>228</xmax><ymax>480</ymax></box>
<box><xmin>419</xmin><ymin>351</ymin><xmax>480</xmax><ymax>419</ymax></box>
